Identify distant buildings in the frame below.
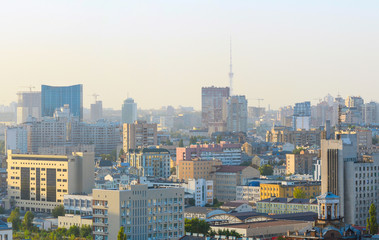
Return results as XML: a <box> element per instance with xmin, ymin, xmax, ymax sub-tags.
<box><xmin>122</xmin><ymin>98</ymin><xmax>137</xmax><ymax>124</ymax></box>
<box><xmin>7</xmin><ymin>151</ymin><xmax>94</xmax><ymax>212</ymax></box>
<box><xmin>16</xmin><ymin>91</ymin><xmax>41</xmax><ymax>124</ymax></box>
<box><xmin>92</xmin><ymin>184</ymin><xmax>184</xmax><ymax>240</ymax></box>
<box><xmin>266</xmin><ymin>126</ymin><xmax>322</xmax><ymax>147</ymax></box>
<box><xmin>123</xmin><ymin>121</ymin><xmax>157</xmax><ymax>152</ymax></box>
<box><xmin>225</xmin><ymin>95</ymin><xmax>248</xmax><ymax>132</ymax></box>
<box><xmin>90</xmin><ymin>100</ymin><xmax>103</xmax><ymax>122</ymax></box>
<box><xmin>176</xmin><ymin>142</ymin><xmax>242</xmax><ymax>165</ymax></box>
<box><xmin>201</xmin><ymin>86</ymin><xmax>230</xmax><ymax>132</ymax></box>
<box><xmin>41</xmin><ymin>84</ymin><xmax>83</xmax><ymax>121</ymax></box>
<box><xmin>293</xmin><ymin>101</ymin><xmax>311</xmax><ymax>130</ymax></box>
<box><xmin>126</xmin><ymin>147</ymin><xmax>170</xmax><ymax>178</ymax></box>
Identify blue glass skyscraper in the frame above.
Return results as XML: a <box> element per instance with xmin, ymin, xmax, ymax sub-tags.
<box><xmin>41</xmin><ymin>84</ymin><xmax>83</xmax><ymax>120</ymax></box>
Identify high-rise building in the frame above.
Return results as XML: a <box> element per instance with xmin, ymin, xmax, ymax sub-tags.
<box><xmin>90</xmin><ymin>100</ymin><xmax>103</xmax><ymax>122</ymax></box>
<box><xmin>293</xmin><ymin>101</ymin><xmax>311</xmax><ymax>130</ymax></box>
<box><xmin>225</xmin><ymin>95</ymin><xmax>248</xmax><ymax>132</ymax></box>
<box><xmin>7</xmin><ymin>150</ymin><xmax>94</xmax><ymax>212</ymax></box>
<box><xmin>92</xmin><ymin>184</ymin><xmax>184</xmax><ymax>240</ymax></box>
<box><xmin>122</xmin><ymin>98</ymin><xmax>137</xmax><ymax>124</ymax></box>
<box><xmin>187</xmin><ymin>179</ymin><xmax>214</xmax><ymax>207</ymax></box>
<box><xmin>125</xmin><ymin>147</ymin><xmax>170</xmax><ymax>178</ymax></box>
<box><xmin>363</xmin><ymin>101</ymin><xmax>378</xmax><ymax>125</ymax></box>
<box><xmin>123</xmin><ymin>121</ymin><xmax>157</xmax><ymax>152</ymax></box>
<box><xmin>286</xmin><ymin>150</ymin><xmax>317</xmax><ymax>175</ymax></box>
<box><xmin>201</xmin><ymin>86</ymin><xmax>230</xmax><ymax>131</ymax></box>
<box><xmin>16</xmin><ymin>91</ymin><xmax>41</xmax><ymax>124</ymax></box>
<box><xmin>320</xmin><ymin>133</ymin><xmax>357</xmax><ymax>223</ymax></box>
<box><xmin>41</xmin><ymin>84</ymin><xmax>83</xmax><ymax>121</ymax></box>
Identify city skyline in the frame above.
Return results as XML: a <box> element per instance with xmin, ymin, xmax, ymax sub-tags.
<box><xmin>1</xmin><ymin>1</ymin><xmax>379</xmax><ymax>110</ymax></box>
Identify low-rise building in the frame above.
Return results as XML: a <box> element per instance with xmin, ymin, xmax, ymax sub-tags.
<box><xmin>58</xmin><ymin>214</ymin><xmax>92</xmax><ymax>229</ymax></box>
<box><xmin>63</xmin><ymin>194</ymin><xmax>93</xmax><ymax>216</ymax></box>
<box><xmin>177</xmin><ymin>158</ymin><xmax>221</xmax><ymax>182</ymax></box>
<box><xmin>0</xmin><ymin>221</ymin><xmax>12</xmax><ymax>240</ymax></box>
<box><xmin>256</xmin><ymin>197</ymin><xmax>318</xmax><ymax>214</ymax></box>
<box><xmin>260</xmin><ymin>181</ymin><xmax>321</xmax><ymax>200</ymax></box>
<box><xmin>220</xmin><ymin>201</ymin><xmax>253</xmax><ymax>213</ymax></box>
<box><xmin>236</xmin><ymin>185</ymin><xmax>260</xmax><ymax>203</ymax></box>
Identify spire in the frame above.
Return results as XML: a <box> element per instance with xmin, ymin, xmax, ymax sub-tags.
<box><xmin>229</xmin><ymin>37</ymin><xmax>234</xmax><ymax>96</ymax></box>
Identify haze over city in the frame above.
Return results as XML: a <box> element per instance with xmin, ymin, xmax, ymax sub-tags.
<box><xmin>1</xmin><ymin>0</ymin><xmax>379</xmax><ymax>110</ymax></box>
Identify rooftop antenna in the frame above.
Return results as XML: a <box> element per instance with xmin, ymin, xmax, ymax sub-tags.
<box><xmin>229</xmin><ymin>36</ymin><xmax>234</xmax><ymax>96</ymax></box>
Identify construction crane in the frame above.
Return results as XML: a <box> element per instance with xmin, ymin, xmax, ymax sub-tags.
<box><xmin>20</xmin><ymin>85</ymin><xmax>35</xmax><ymax>92</ymax></box>
<box><xmin>256</xmin><ymin>98</ymin><xmax>264</xmax><ymax>108</ymax></box>
<box><xmin>93</xmin><ymin>93</ymin><xmax>99</xmax><ymax>102</ymax></box>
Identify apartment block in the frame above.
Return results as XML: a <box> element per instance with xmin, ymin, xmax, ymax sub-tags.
<box><xmin>64</xmin><ymin>194</ymin><xmax>93</xmax><ymax>216</ymax></box>
<box><xmin>58</xmin><ymin>214</ymin><xmax>92</xmax><ymax>229</ymax></box>
<box><xmin>176</xmin><ymin>142</ymin><xmax>242</xmax><ymax>165</ymax></box>
<box><xmin>7</xmin><ymin>150</ymin><xmax>94</xmax><ymax>212</ymax></box>
<box><xmin>286</xmin><ymin>150</ymin><xmax>317</xmax><ymax>175</ymax></box>
<box><xmin>123</xmin><ymin>121</ymin><xmax>157</xmax><ymax>152</ymax></box>
<box><xmin>236</xmin><ymin>185</ymin><xmax>260</xmax><ymax>203</ymax></box>
<box><xmin>92</xmin><ymin>184</ymin><xmax>184</xmax><ymax>240</ymax></box>
<box><xmin>16</xmin><ymin>91</ymin><xmax>41</xmax><ymax>124</ymax></box>
<box><xmin>256</xmin><ymin>197</ymin><xmax>318</xmax><ymax>215</ymax></box>
<box><xmin>126</xmin><ymin>147</ymin><xmax>170</xmax><ymax>179</ymax></box>
<box><xmin>212</xmin><ymin>165</ymin><xmax>260</xmax><ymax>202</ymax></box>
<box><xmin>201</xmin><ymin>86</ymin><xmax>230</xmax><ymax>130</ymax></box>
<box><xmin>260</xmin><ymin>181</ymin><xmax>321</xmax><ymax>200</ymax></box>
<box><xmin>225</xmin><ymin>95</ymin><xmax>248</xmax><ymax>133</ymax></box>
<box><xmin>187</xmin><ymin>178</ymin><xmax>213</xmax><ymax>207</ymax></box>
<box><xmin>266</xmin><ymin>127</ymin><xmax>322</xmax><ymax>147</ymax></box>
<box><xmin>177</xmin><ymin>158</ymin><xmax>221</xmax><ymax>182</ymax></box>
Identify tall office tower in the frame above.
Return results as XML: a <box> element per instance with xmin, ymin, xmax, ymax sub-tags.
<box><xmin>7</xmin><ymin>150</ymin><xmax>94</xmax><ymax>212</ymax></box>
<box><xmin>90</xmin><ymin>100</ymin><xmax>103</xmax><ymax>122</ymax></box>
<box><xmin>123</xmin><ymin>121</ymin><xmax>157</xmax><ymax>152</ymax></box>
<box><xmin>16</xmin><ymin>91</ymin><xmax>41</xmax><ymax>124</ymax></box>
<box><xmin>92</xmin><ymin>184</ymin><xmax>184</xmax><ymax>240</ymax></box>
<box><xmin>201</xmin><ymin>87</ymin><xmax>230</xmax><ymax>131</ymax></box>
<box><xmin>122</xmin><ymin>98</ymin><xmax>137</xmax><ymax>124</ymax></box>
<box><xmin>225</xmin><ymin>95</ymin><xmax>248</xmax><ymax>132</ymax></box>
<box><xmin>125</xmin><ymin>147</ymin><xmax>170</xmax><ymax>178</ymax></box>
<box><xmin>293</xmin><ymin>101</ymin><xmax>311</xmax><ymax>130</ymax></box>
<box><xmin>320</xmin><ymin>133</ymin><xmax>358</xmax><ymax>224</ymax></box>
<box><xmin>41</xmin><ymin>84</ymin><xmax>83</xmax><ymax>121</ymax></box>
<box><xmin>277</xmin><ymin>106</ymin><xmax>294</xmax><ymax>127</ymax></box>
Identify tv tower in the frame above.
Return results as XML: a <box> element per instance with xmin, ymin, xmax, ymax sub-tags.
<box><xmin>229</xmin><ymin>37</ymin><xmax>234</xmax><ymax>96</ymax></box>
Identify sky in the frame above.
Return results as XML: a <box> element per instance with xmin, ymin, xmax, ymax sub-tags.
<box><xmin>0</xmin><ymin>1</ymin><xmax>378</xmax><ymax>110</ymax></box>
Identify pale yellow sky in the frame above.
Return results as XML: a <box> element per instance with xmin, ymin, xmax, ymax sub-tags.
<box><xmin>0</xmin><ymin>1</ymin><xmax>378</xmax><ymax>110</ymax></box>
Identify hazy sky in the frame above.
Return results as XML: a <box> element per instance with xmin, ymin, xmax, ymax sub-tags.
<box><xmin>1</xmin><ymin>1</ymin><xmax>378</xmax><ymax>110</ymax></box>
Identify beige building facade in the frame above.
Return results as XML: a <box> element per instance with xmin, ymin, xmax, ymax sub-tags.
<box><xmin>58</xmin><ymin>214</ymin><xmax>92</xmax><ymax>229</ymax></box>
<box><xmin>177</xmin><ymin>158</ymin><xmax>221</xmax><ymax>182</ymax></box>
<box><xmin>123</xmin><ymin>121</ymin><xmax>157</xmax><ymax>152</ymax></box>
<box><xmin>7</xmin><ymin>150</ymin><xmax>94</xmax><ymax>212</ymax></box>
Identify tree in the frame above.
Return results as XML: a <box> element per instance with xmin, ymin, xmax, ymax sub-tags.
<box><xmin>259</xmin><ymin>164</ymin><xmax>273</xmax><ymax>176</ymax></box>
<box><xmin>292</xmin><ymin>147</ymin><xmax>304</xmax><ymax>154</ymax></box>
<box><xmin>80</xmin><ymin>225</ymin><xmax>92</xmax><ymax>238</ymax></box>
<box><xmin>52</xmin><ymin>205</ymin><xmax>65</xmax><ymax>218</ymax></box>
<box><xmin>23</xmin><ymin>211</ymin><xmax>34</xmax><ymax>231</ymax></box>
<box><xmin>240</xmin><ymin>161</ymin><xmax>251</xmax><ymax>166</ymax></box>
<box><xmin>178</xmin><ymin>139</ymin><xmax>184</xmax><ymax>147</ymax></box>
<box><xmin>216</xmin><ymin>135</ymin><xmax>222</xmax><ymax>144</ymax></box>
<box><xmin>170</xmin><ymin>167</ymin><xmax>176</xmax><ymax>175</ymax></box>
<box><xmin>190</xmin><ymin>136</ymin><xmax>197</xmax><ymax>145</ymax></box>
<box><xmin>117</xmin><ymin>226</ymin><xmax>127</xmax><ymax>240</ymax></box>
<box><xmin>67</xmin><ymin>225</ymin><xmax>80</xmax><ymax>237</ymax></box>
<box><xmin>185</xmin><ymin>218</ymin><xmax>210</xmax><ymax>235</ymax></box>
<box><xmin>293</xmin><ymin>187</ymin><xmax>307</xmax><ymax>199</ymax></box>
<box><xmin>7</xmin><ymin>207</ymin><xmax>21</xmax><ymax>231</ymax></box>
<box><xmin>367</xmin><ymin>203</ymin><xmax>378</xmax><ymax>234</ymax></box>
<box><xmin>0</xmin><ymin>140</ymin><xmax>4</xmax><ymax>155</ymax></box>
